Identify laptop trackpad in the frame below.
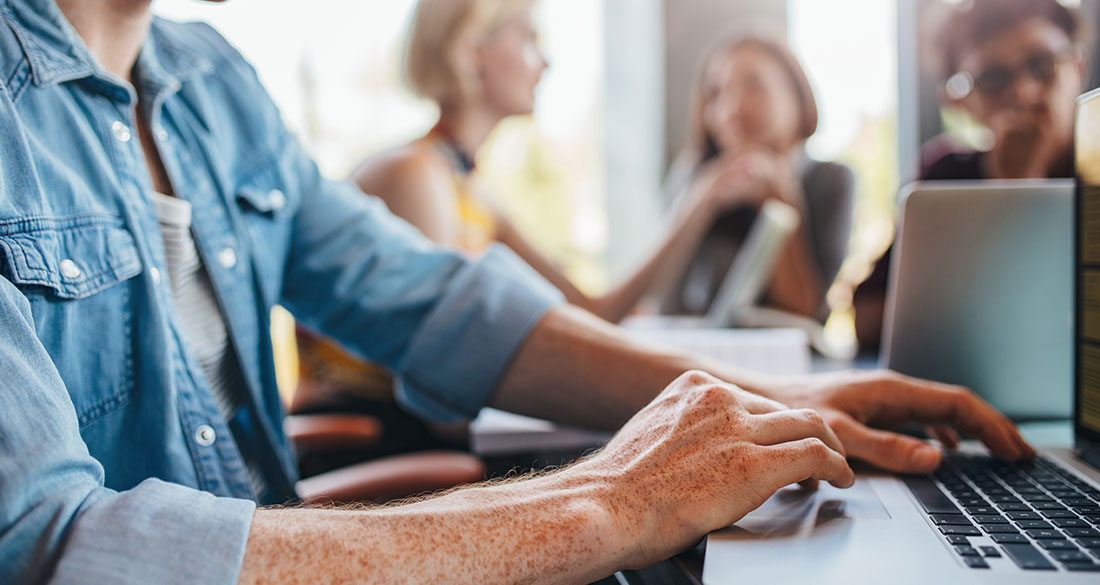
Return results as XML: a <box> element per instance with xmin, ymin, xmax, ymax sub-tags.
<box><xmin>733</xmin><ymin>480</ymin><xmax>889</xmax><ymax>535</ymax></box>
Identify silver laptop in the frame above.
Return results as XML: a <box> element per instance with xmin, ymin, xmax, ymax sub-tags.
<box><xmin>702</xmin><ymin>88</ymin><xmax>1100</xmax><ymax>584</ymax></box>
<box><xmin>702</xmin><ymin>198</ymin><xmax>799</xmax><ymax>329</ymax></box>
<box><xmin>882</xmin><ymin>179</ymin><xmax>1074</xmax><ymax>421</ymax></box>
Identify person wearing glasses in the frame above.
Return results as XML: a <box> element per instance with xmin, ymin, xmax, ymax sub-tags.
<box><xmin>920</xmin><ymin>0</ymin><xmax>1091</xmax><ymax>180</ymax></box>
<box><xmin>853</xmin><ymin>0</ymin><xmax>1092</xmax><ymax>350</ymax></box>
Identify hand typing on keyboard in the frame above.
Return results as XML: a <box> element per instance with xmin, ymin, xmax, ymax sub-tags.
<box><xmin>572</xmin><ymin>370</ymin><xmax>856</xmax><ymax>569</ymax></box>
<box><xmin>735</xmin><ymin>369</ymin><xmax>1037</xmax><ymax>473</ymax></box>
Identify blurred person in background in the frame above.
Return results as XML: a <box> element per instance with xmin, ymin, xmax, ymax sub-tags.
<box><xmin>352</xmin><ymin>0</ymin><xmax>748</xmax><ymax>322</ymax></box>
<box><xmin>660</xmin><ymin>30</ymin><xmax>855</xmax><ymax>325</ymax></box>
<box><xmin>853</xmin><ymin>0</ymin><xmax>1093</xmax><ymax>351</ymax></box>
<box><xmin>293</xmin><ymin>0</ymin><xmax>758</xmax><ymax>450</ymax></box>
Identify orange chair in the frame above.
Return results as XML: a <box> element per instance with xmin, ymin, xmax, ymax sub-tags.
<box><xmin>283</xmin><ymin>412</ymin><xmax>485</xmax><ymax>505</ymax></box>
<box><xmin>282</xmin><ymin>325</ymin><xmax>485</xmax><ymax>505</ymax></box>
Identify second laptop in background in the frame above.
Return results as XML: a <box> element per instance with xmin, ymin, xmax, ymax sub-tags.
<box><xmin>882</xmin><ymin>179</ymin><xmax>1074</xmax><ymax>421</ymax></box>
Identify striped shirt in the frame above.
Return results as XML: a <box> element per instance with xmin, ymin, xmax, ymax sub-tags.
<box><xmin>152</xmin><ymin>192</ymin><xmax>266</xmax><ymax>500</ymax></box>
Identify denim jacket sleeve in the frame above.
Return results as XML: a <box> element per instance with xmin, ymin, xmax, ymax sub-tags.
<box><xmin>0</xmin><ymin>276</ymin><xmax>255</xmax><ymax>585</ymax></box>
<box><xmin>281</xmin><ymin>172</ymin><xmax>564</xmax><ymax>421</ymax></box>
<box><xmin>252</xmin><ymin>104</ymin><xmax>563</xmax><ymax>422</ymax></box>
<box><xmin>192</xmin><ymin>29</ymin><xmax>565</xmax><ymax>420</ymax></box>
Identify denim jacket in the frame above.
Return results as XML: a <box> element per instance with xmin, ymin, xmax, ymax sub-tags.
<box><xmin>0</xmin><ymin>1</ymin><xmax>561</xmax><ymax>583</ymax></box>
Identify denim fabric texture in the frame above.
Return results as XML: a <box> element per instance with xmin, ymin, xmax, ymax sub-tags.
<box><xmin>0</xmin><ymin>1</ymin><xmax>562</xmax><ymax>583</ymax></box>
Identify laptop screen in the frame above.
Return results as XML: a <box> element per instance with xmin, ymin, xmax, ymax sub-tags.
<box><xmin>1076</xmin><ymin>87</ymin><xmax>1100</xmax><ymax>465</ymax></box>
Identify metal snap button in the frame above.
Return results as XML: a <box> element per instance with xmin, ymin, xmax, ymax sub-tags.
<box><xmin>111</xmin><ymin>120</ymin><xmax>131</xmax><ymax>143</ymax></box>
<box><xmin>217</xmin><ymin>247</ymin><xmax>237</xmax><ymax>269</ymax></box>
<box><xmin>154</xmin><ymin>126</ymin><xmax>168</xmax><ymax>141</ymax></box>
<box><xmin>195</xmin><ymin>424</ymin><xmax>216</xmax><ymax>446</ymax></box>
<box><xmin>150</xmin><ymin>266</ymin><xmax>162</xmax><ymax>285</ymax></box>
<box><xmin>268</xmin><ymin>189</ymin><xmax>286</xmax><ymax>211</ymax></box>
<box><xmin>59</xmin><ymin>259</ymin><xmax>81</xmax><ymax>280</ymax></box>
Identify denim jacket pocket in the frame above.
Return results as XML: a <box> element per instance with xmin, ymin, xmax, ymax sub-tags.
<box><xmin>236</xmin><ymin>185</ymin><xmax>297</xmax><ymax>220</ymax></box>
<box><xmin>0</xmin><ymin>215</ymin><xmax>142</xmax><ymax>426</ymax></box>
<box><xmin>0</xmin><ymin>215</ymin><xmax>142</xmax><ymax>299</ymax></box>
<box><xmin>236</xmin><ymin>179</ymin><xmax>298</xmax><ymax>306</ymax></box>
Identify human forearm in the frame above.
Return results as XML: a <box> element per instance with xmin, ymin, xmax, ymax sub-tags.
<box><xmin>766</xmin><ymin>221</ymin><xmax>825</xmax><ymax>317</ymax></box>
<box><xmin>239</xmin><ymin>469</ymin><xmax>623</xmax><ymax>585</ymax></box>
<box><xmin>591</xmin><ymin>188</ymin><xmax>719</xmax><ymax>323</ymax></box>
<box><xmin>491</xmin><ymin>304</ymin><xmax>771</xmax><ymax>429</ymax></box>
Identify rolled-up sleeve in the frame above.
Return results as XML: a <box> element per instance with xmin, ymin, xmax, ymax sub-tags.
<box><xmin>281</xmin><ymin>171</ymin><xmax>563</xmax><ymax>422</ymax></box>
<box><xmin>0</xmin><ymin>276</ymin><xmax>255</xmax><ymax>585</ymax></box>
<box><xmin>394</xmin><ymin>244</ymin><xmax>563</xmax><ymax>420</ymax></box>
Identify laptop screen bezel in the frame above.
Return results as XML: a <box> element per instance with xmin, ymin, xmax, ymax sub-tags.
<box><xmin>1075</xmin><ymin>87</ymin><xmax>1100</xmax><ymax>467</ymax></box>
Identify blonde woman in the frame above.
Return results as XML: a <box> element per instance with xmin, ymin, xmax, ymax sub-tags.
<box><xmin>661</xmin><ymin>31</ymin><xmax>855</xmax><ymax>323</ymax></box>
<box><xmin>351</xmin><ymin>0</ymin><xmax>746</xmax><ymax>323</ymax></box>
<box><xmin>294</xmin><ymin>3</ymin><xmax>774</xmax><ymax>447</ymax></box>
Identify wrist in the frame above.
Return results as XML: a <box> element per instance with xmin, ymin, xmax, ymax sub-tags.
<box><xmin>550</xmin><ymin>464</ymin><xmax>636</xmax><ymax>570</ymax></box>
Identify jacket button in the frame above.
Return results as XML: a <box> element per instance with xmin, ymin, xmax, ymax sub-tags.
<box><xmin>111</xmin><ymin>120</ymin><xmax>131</xmax><ymax>143</ymax></box>
<box><xmin>268</xmin><ymin>189</ymin><xmax>286</xmax><ymax>211</ymax></box>
<box><xmin>59</xmin><ymin>259</ymin><xmax>81</xmax><ymax>280</ymax></box>
<box><xmin>149</xmin><ymin>266</ymin><xmax>162</xmax><ymax>285</ymax></box>
<box><xmin>217</xmin><ymin>247</ymin><xmax>237</xmax><ymax>269</ymax></box>
<box><xmin>195</xmin><ymin>425</ymin><xmax>216</xmax><ymax>446</ymax></box>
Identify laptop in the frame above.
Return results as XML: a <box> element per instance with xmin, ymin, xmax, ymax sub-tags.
<box><xmin>881</xmin><ymin>179</ymin><xmax>1074</xmax><ymax>421</ymax></box>
<box><xmin>702</xmin><ymin>88</ymin><xmax>1100</xmax><ymax>584</ymax></box>
<box><xmin>701</xmin><ymin>198</ymin><xmax>800</xmax><ymax>329</ymax></box>
<box><xmin>636</xmin><ymin>198</ymin><xmax>855</xmax><ymax>358</ymax></box>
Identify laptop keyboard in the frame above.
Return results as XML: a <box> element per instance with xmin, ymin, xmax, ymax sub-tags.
<box><xmin>905</xmin><ymin>453</ymin><xmax>1100</xmax><ymax>572</ymax></box>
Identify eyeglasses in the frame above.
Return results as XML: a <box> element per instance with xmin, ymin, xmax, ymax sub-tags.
<box><xmin>945</xmin><ymin>51</ymin><xmax>1074</xmax><ymax>100</ymax></box>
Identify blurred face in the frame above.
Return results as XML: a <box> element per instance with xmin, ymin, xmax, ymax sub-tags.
<box><xmin>473</xmin><ymin>10</ymin><xmax>548</xmax><ymax>117</ymax></box>
<box><xmin>702</xmin><ymin>45</ymin><xmax>803</xmax><ymax>154</ymax></box>
<box><xmin>953</xmin><ymin>18</ymin><xmax>1086</xmax><ymax>158</ymax></box>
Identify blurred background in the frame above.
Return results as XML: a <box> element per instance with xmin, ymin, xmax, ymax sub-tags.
<box><xmin>153</xmin><ymin>0</ymin><xmax>1100</xmax><ymax>341</ymax></box>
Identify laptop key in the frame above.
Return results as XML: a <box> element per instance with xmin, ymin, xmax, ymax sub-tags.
<box><xmin>962</xmin><ymin>556</ymin><xmax>990</xmax><ymax>569</ymax></box>
<box><xmin>979</xmin><ymin>546</ymin><xmax>1001</xmax><ymax>558</ymax></box>
<box><xmin>1064</xmin><ymin>527</ymin><xmax>1100</xmax><ymax>537</ymax></box>
<box><xmin>930</xmin><ymin>514</ymin><xmax>972</xmax><ymax>526</ymax></box>
<box><xmin>990</xmin><ymin>495</ymin><xmax>1023</xmax><ymax>504</ymax></box>
<box><xmin>955</xmin><ymin>545</ymin><xmax>980</xmax><ymax>557</ymax></box>
<box><xmin>968</xmin><ymin>554</ymin><xmax>994</xmax><ymax>567</ymax></box>
<box><xmin>945</xmin><ymin>535</ymin><xmax>971</xmax><ymax>545</ymax></box>
<box><xmin>1051</xmin><ymin>550</ymin><xmax>1092</xmax><ymax>563</ymax></box>
<box><xmin>991</xmin><ymin>533</ymin><xmax>1029</xmax><ymax>544</ymax></box>
<box><xmin>971</xmin><ymin>515</ymin><xmax>1008</xmax><ymax>525</ymax></box>
<box><xmin>940</xmin><ymin>526</ymin><xmax>982</xmax><ymax>536</ymax></box>
<box><xmin>1042</xmin><ymin>510</ymin><xmax>1079</xmax><ymax>519</ymax></box>
<box><xmin>964</xmin><ymin>506</ymin><xmax>998</xmax><ymax>515</ymax></box>
<box><xmin>1016</xmin><ymin>520</ymin><xmax>1054</xmax><ymax>530</ymax></box>
<box><xmin>903</xmin><ymin>477</ymin><xmax>961</xmax><ymax>514</ymax></box>
<box><xmin>1037</xmin><ymin>539</ymin><xmax>1079</xmax><ymax>550</ymax></box>
<box><xmin>1052</xmin><ymin>517</ymin><xmax>1089</xmax><ymax>528</ymax></box>
<box><xmin>1026</xmin><ymin>529</ymin><xmax>1065</xmax><ymax>539</ymax></box>
<box><xmin>1031</xmin><ymin>502</ymin><xmax>1067</xmax><ymax>510</ymax></box>
<box><xmin>1006</xmin><ymin>511</ymin><xmax>1042</xmax><ymax>520</ymax></box>
<box><xmin>998</xmin><ymin>502</ymin><xmax>1031</xmax><ymax>511</ymax></box>
<box><xmin>1077</xmin><ymin>538</ymin><xmax>1100</xmax><ymax>549</ymax></box>
<box><xmin>982</xmin><ymin>524</ymin><xmax>1019</xmax><ymax>534</ymax></box>
<box><xmin>1063</xmin><ymin>562</ymin><xmax>1100</xmax><ymax>572</ymax></box>
<box><xmin>1001</xmin><ymin>543</ymin><xmax>1057</xmax><ymax>570</ymax></box>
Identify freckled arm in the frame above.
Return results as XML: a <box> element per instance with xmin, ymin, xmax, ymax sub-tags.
<box><xmin>238</xmin><ymin>469</ymin><xmax>623</xmax><ymax>585</ymax></box>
